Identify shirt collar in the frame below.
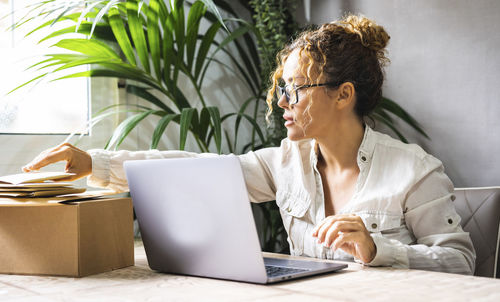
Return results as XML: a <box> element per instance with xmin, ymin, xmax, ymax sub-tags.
<box><xmin>357</xmin><ymin>125</ymin><xmax>375</xmax><ymax>168</ymax></box>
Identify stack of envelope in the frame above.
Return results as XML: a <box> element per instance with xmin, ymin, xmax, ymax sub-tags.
<box><xmin>0</xmin><ymin>172</ymin><xmax>86</xmax><ymax>198</ymax></box>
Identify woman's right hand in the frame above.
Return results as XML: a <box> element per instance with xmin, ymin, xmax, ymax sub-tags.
<box><xmin>22</xmin><ymin>143</ymin><xmax>92</xmax><ymax>181</ymax></box>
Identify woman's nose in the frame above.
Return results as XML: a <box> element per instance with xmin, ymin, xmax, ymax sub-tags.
<box><xmin>277</xmin><ymin>92</ymin><xmax>289</xmax><ymax>110</ymax></box>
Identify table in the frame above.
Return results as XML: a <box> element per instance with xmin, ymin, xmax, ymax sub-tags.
<box><xmin>0</xmin><ymin>240</ymin><xmax>499</xmax><ymax>302</ymax></box>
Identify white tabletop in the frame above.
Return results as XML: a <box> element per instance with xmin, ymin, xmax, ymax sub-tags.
<box><xmin>0</xmin><ymin>240</ymin><xmax>499</xmax><ymax>302</ymax></box>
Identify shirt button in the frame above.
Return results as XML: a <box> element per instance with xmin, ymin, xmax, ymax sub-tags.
<box><xmin>451</xmin><ymin>195</ymin><xmax>456</xmax><ymax>201</ymax></box>
<box><xmin>361</xmin><ymin>156</ymin><xmax>367</xmax><ymax>162</ymax></box>
<box><xmin>371</xmin><ymin>223</ymin><xmax>378</xmax><ymax>229</ymax></box>
<box><xmin>287</xmin><ymin>207</ymin><xmax>292</xmax><ymax>213</ymax></box>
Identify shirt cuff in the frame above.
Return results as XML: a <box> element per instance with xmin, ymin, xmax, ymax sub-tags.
<box><xmin>87</xmin><ymin>149</ymin><xmax>111</xmax><ymax>189</ymax></box>
<box><xmin>360</xmin><ymin>233</ymin><xmax>409</xmax><ymax>268</ymax></box>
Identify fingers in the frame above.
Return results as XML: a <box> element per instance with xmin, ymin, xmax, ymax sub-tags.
<box><xmin>23</xmin><ymin>147</ymin><xmax>70</xmax><ymax>172</ymax></box>
<box><xmin>22</xmin><ymin>143</ymin><xmax>92</xmax><ymax>181</ymax></box>
<box><xmin>311</xmin><ymin>214</ymin><xmax>376</xmax><ymax>263</ymax></box>
<box><xmin>22</xmin><ymin>143</ymin><xmax>82</xmax><ymax>172</ymax></box>
<box><xmin>323</xmin><ymin>221</ymin><xmax>361</xmax><ymax>246</ymax></box>
<box><xmin>312</xmin><ymin>214</ymin><xmax>351</xmax><ymax>235</ymax></box>
<box><xmin>330</xmin><ymin>231</ymin><xmax>377</xmax><ymax>263</ymax></box>
<box><xmin>313</xmin><ymin>218</ymin><xmax>335</xmax><ymax>241</ymax></box>
<box><xmin>331</xmin><ymin>232</ymin><xmax>360</xmax><ymax>250</ymax></box>
<box><xmin>312</xmin><ymin>214</ymin><xmax>362</xmax><ymax>240</ymax></box>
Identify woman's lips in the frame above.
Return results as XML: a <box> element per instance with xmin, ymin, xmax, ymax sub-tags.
<box><xmin>283</xmin><ymin>115</ymin><xmax>294</xmax><ymax>127</ymax></box>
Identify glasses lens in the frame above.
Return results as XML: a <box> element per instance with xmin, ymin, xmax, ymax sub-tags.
<box><xmin>288</xmin><ymin>86</ymin><xmax>298</xmax><ymax>105</ymax></box>
<box><xmin>276</xmin><ymin>85</ymin><xmax>289</xmax><ymax>102</ymax></box>
<box><xmin>276</xmin><ymin>86</ymin><xmax>283</xmax><ymax>99</ymax></box>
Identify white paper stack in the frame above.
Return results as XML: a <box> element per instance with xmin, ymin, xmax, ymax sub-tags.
<box><xmin>0</xmin><ymin>172</ymin><xmax>86</xmax><ymax>198</ymax></box>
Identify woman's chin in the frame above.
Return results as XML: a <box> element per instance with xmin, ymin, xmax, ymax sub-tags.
<box><xmin>286</xmin><ymin>127</ymin><xmax>307</xmax><ymax>141</ymax></box>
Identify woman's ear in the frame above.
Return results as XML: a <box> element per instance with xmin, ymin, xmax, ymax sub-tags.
<box><xmin>336</xmin><ymin>82</ymin><xmax>355</xmax><ymax>109</ymax></box>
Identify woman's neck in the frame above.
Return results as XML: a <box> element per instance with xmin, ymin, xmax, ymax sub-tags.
<box><xmin>316</xmin><ymin>119</ymin><xmax>364</xmax><ymax>173</ymax></box>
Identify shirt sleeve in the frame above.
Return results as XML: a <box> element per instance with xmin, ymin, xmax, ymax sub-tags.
<box><xmin>367</xmin><ymin>155</ymin><xmax>476</xmax><ymax>275</ymax></box>
<box><xmin>237</xmin><ymin>147</ymin><xmax>280</xmax><ymax>203</ymax></box>
<box><xmin>87</xmin><ymin>149</ymin><xmax>217</xmax><ymax>192</ymax></box>
<box><xmin>87</xmin><ymin>147</ymin><xmax>280</xmax><ymax>203</ymax></box>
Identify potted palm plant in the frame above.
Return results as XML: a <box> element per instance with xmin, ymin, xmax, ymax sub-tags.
<box><xmin>13</xmin><ymin>0</ymin><xmax>268</xmax><ymax>153</ymax></box>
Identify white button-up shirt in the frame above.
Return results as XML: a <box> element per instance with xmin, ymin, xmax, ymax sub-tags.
<box><xmin>88</xmin><ymin>126</ymin><xmax>475</xmax><ymax>275</ymax></box>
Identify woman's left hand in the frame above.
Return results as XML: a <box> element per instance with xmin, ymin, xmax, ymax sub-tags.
<box><xmin>312</xmin><ymin>214</ymin><xmax>377</xmax><ymax>263</ymax></box>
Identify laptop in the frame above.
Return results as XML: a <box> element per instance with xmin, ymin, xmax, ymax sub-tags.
<box><xmin>124</xmin><ymin>155</ymin><xmax>347</xmax><ymax>284</ymax></box>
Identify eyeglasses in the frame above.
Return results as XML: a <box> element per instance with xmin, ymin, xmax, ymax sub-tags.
<box><xmin>276</xmin><ymin>82</ymin><xmax>342</xmax><ymax>105</ymax></box>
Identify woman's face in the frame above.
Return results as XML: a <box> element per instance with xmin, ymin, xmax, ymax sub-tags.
<box><xmin>278</xmin><ymin>49</ymin><xmax>342</xmax><ymax>141</ymax></box>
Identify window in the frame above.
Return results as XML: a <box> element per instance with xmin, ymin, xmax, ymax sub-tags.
<box><xmin>0</xmin><ymin>0</ymin><xmax>89</xmax><ymax>134</ymax></box>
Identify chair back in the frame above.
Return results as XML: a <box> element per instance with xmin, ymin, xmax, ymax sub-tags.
<box><xmin>453</xmin><ymin>187</ymin><xmax>500</xmax><ymax>278</ymax></box>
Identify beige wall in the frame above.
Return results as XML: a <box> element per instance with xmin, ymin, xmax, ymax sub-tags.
<box><xmin>298</xmin><ymin>0</ymin><xmax>500</xmax><ymax>187</ymax></box>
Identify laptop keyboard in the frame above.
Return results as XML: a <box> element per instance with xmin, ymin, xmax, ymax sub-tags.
<box><xmin>265</xmin><ymin>265</ymin><xmax>309</xmax><ymax>277</ymax></box>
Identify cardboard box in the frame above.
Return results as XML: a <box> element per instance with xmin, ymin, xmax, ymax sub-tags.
<box><xmin>0</xmin><ymin>197</ymin><xmax>134</xmax><ymax>277</ymax></box>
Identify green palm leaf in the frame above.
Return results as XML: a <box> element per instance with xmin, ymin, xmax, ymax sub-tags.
<box><xmin>94</xmin><ymin>103</ymin><xmax>152</xmax><ymax>116</ymax></box>
<box><xmin>200</xmin><ymin>0</ymin><xmax>229</xmax><ymax>32</ymax></box>
<box><xmin>151</xmin><ymin>113</ymin><xmax>178</xmax><ymax>149</ymax></box>
<box><xmin>38</xmin><ymin>23</ymin><xmax>114</xmax><ymax>43</ymax></box>
<box><xmin>54</xmin><ymin>38</ymin><xmax>121</xmax><ymax>59</ymax></box>
<box><xmin>108</xmin><ymin>6</ymin><xmax>137</xmax><ymax>65</ymax></box>
<box><xmin>126</xmin><ymin>0</ymin><xmax>150</xmax><ymax>73</ymax></box>
<box><xmin>89</xmin><ymin>107</ymin><xmax>145</xmax><ymax>138</ymax></box>
<box><xmin>161</xmin><ymin>13</ymin><xmax>175</xmax><ymax>82</ymax></box>
<box><xmin>223</xmin><ymin>129</ymin><xmax>233</xmax><ymax>153</ymax></box>
<box><xmin>179</xmin><ymin>108</ymin><xmax>196</xmax><ymax>150</ymax></box>
<box><xmin>25</xmin><ymin>12</ymin><xmax>82</xmax><ymax>37</ymax></box>
<box><xmin>225</xmin><ymin>17</ymin><xmax>270</xmax><ymax>69</ymax></box>
<box><xmin>186</xmin><ymin>1</ymin><xmax>206</xmax><ymax>72</ymax></box>
<box><xmin>156</xmin><ymin>0</ymin><xmax>169</xmax><ymax>20</ymax></box>
<box><xmin>50</xmin><ymin>3</ymin><xmax>82</xmax><ymax>27</ymax></box>
<box><xmin>198</xmin><ymin>24</ymin><xmax>251</xmax><ymax>87</ymax></box>
<box><xmin>372</xmin><ymin>112</ymin><xmax>409</xmax><ymax>143</ymax></box>
<box><xmin>163</xmin><ymin>80</ymin><xmax>191</xmax><ymax>110</ymax></box>
<box><xmin>207</xmin><ymin>106</ymin><xmax>222</xmax><ymax>154</ymax></box>
<box><xmin>377</xmin><ymin>97</ymin><xmax>430</xmax><ymax>139</ymax></box>
<box><xmin>234</xmin><ymin>113</ymin><xmax>265</xmax><ymax>145</ymax></box>
<box><xmin>232</xmin><ymin>96</ymin><xmax>258</xmax><ymax>151</ymax></box>
<box><xmin>26</xmin><ymin>53</ymin><xmax>94</xmax><ymax>70</ymax></box>
<box><xmin>171</xmin><ymin>0</ymin><xmax>185</xmax><ymax>82</ymax></box>
<box><xmin>126</xmin><ymin>85</ymin><xmax>174</xmax><ymax>113</ymax></box>
<box><xmin>91</xmin><ymin>0</ymin><xmax>121</xmax><ymax>38</ymax></box>
<box><xmin>209</xmin><ymin>57</ymin><xmax>255</xmax><ymax>94</ymax></box>
<box><xmin>194</xmin><ymin>22</ymin><xmax>221</xmax><ymax>78</ymax></box>
<box><xmin>53</xmin><ymin>69</ymin><xmax>162</xmax><ymax>93</ymax></box>
<box><xmin>146</xmin><ymin>0</ymin><xmax>162</xmax><ymax>80</ymax></box>
<box><xmin>76</xmin><ymin>1</ymin><xmax>105</xmax><ymax>32</ymax></box>
<box><xmin>8</xmin><ymin>73</ymin><xmax>48</xmax><ymax>94</ymax></box>
<box><xmin>52</xmin><ymin>57</ymin><xmax>121</xmax><ymax>72</ymax></box>
<box><xmin>197</xmin><ymin>107</ymin><xmax>211</xmax><ymax>143</ymax></box>
<box><xmin>105</xmin><ymin>109</ymin><xmax>158</xmax><ymax>150</ymax></box>
<box><xmin>229</xmin><ymin>37</ymin><xmax>260</xmax><ymax>93</ymax></box>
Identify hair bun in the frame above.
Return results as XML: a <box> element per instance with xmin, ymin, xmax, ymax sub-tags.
<box><xmin>338</xmin><ymin>14</ymin><xmax>390</xmax><ymax>53</ymax></box>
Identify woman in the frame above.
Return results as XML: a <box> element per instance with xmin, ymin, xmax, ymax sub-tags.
<box><xmin>24</xmin><ymin>15</ymin><xmax>475</xmax><ymax>274</ymax></box>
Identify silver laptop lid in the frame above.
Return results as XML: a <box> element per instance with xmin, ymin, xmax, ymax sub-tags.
<box><xmin>124</xmin><ymin>155</ymin><xmax>268</xmax><ymax>283</ymax></box>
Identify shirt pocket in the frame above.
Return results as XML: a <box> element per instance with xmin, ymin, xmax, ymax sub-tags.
<box><xmin>276</xmin><ymin>190</ymin><xmax>312</xmax><ymax>254</ymax></box>
<box><xmin>356</xmin><ymin>211</ymin><xmax>402</xmax><ymax>234</ymax></box>
<box><xmin>276</xmin><ymin>190</ymin><xmax>311</xmax><ymax>218</ymax></box>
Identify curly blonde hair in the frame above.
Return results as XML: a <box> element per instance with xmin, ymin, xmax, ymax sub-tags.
<box><xmin>266</xmin><ymin>14</ymin><xmax>390</xmax><ymax>122</ymax></box>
